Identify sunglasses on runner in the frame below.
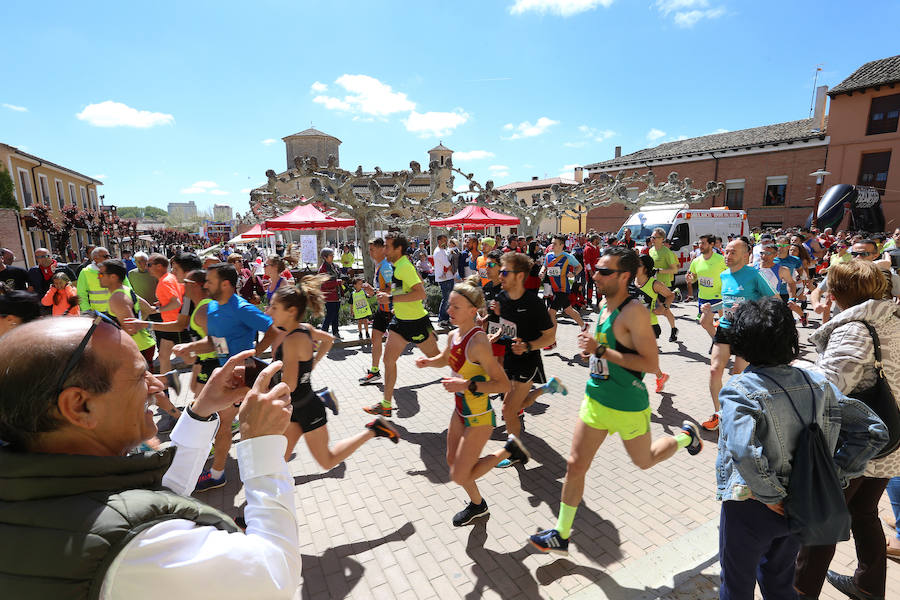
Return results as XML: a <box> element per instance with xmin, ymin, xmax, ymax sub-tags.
<box><xmin>594</xmin><ymin>267</ymin><xmax>626</xmax><ymax>276</ymax></box>
<box><xmin>55</xmin><ymin>312</ymin><xmax>120</xmax><ymax>396</ymax></box>
<box><xmin>851</xmin><ymin>251</ymin><xmax>872</xmax><ymax>257</ymax></box>
<box><xmin>487</xmin><ymin>262</ymin><xmax>498</xmax><ymax>268</ymax></box>
<box><xmin>499</xmin><ymin>269</ymin><xmax>525</xmax><ymax>276</ymax></box>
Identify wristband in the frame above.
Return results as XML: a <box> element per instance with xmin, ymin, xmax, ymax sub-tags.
<box><xmin>594</xmin><ymin>344</ymin><xmax>607</xmax><ymax>359</ymax></box>
<box><xmin>467</xmin><ymin>379</ymin><xmax>479</xmax><ymax>394</ymax></box>
<box><xmin>186</xmin><ymin>404</ymin><xmax>218</xmax><ymax>422</ymax></box>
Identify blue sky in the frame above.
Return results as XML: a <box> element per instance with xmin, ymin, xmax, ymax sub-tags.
<box><xmin>2</xmin><ymin>0</ymin><xmax>899</xmax><ymax>217</ymax></box>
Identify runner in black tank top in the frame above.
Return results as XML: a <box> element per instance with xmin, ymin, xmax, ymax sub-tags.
<box><xmin>267</xmin><ymin>277</ymin><xmax>400</xmax><ymax>467</ymax></box>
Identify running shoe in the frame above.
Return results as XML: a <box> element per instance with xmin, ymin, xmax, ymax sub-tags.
<box><xmin>542</xmin><ymin>342</ymin><xmax>557</xmax><ymax>351</ymax></box>
<box><xmin>195</xmin><ymin>469</ymin><xmax>226</xmax><ymax>492</ymax></box>
<box><xmin>655</xmin><ymin>373</ymin><xmax>670</xmax><ymax>394</ymax></box>
<box><xmin>366</xmin><ymin>417</ymin><xmax>399</xmax><ymax>444</ymax></box>
<box><xmin>363</xmin><ymin>402</ymin><xmax>392</xmax><ymax>417</ymax></box>
<box><xmin>504</xmin><ymin>435</ymin><xmax>531</xmax><ymax>466</ymax></box>
<box><xmin>681</xmin><ymin>420</ymin><xmax>703</xmax><ymax>455</ymax></box>
<box><xmin>359</xmin><ymin>369</ymin><xmax>381</xmax><ymax>385</ymax></box>
<box><xmin>686</xmin><ymin>296</ymin><xmax>694</xmax><ymax>302</ymax></box>
<box><xmin>529</xmin><ymin>529</ymin><xmax>569</xmax><ymax>556</ymax></box>
<box><xmin>496</xmin><ymin>458</ymin><xmax>517</xmax><ymax>469</ymax></box>
<box><xmin>800</xmin><ymin>313</ymin><xmax>808</xmax><ymax>327</ymax></box>
<box><xmin>318</xmin><ymin>388</ymin><xmax>339</xmax><ymax>415</ymax></box>
<box><xmin>545</xmin><ymin>377</ymin><xmax>568</xmax><ymax>396</ymax></box>
<box><xmin>452</xmin><ymin>500</ymin><xmax>489</xmax><ymax>527</ymax></box>
<box><xmin>701</xmin><ymin>413</ymin><xmax>720</xmax><ymax>431</ymax></box>
<box><xmin>668</xmin><ymin>327</ymin><xmax>679</xmax><ymax>343</ymax></box>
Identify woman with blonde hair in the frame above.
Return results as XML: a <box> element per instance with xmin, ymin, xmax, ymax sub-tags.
<box><xmin>415</xmin><ymin>276</ymin><xmax>529</xmax><ymax>527</ymax></box>
<box><xmin>268</xmin><ymin>274</ymin><xmax>399</xmax><ymax>466</ymax></box>
<box><xmin>795</xmin><ymin>259</ymin><xmax>900</xmax><ymax>600</ymax></box>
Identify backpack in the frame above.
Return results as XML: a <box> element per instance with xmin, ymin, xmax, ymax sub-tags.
<box><xmin>756</xmin><ymin>369</ymin><xmax>850</xmax><ymax>546</ymax></box>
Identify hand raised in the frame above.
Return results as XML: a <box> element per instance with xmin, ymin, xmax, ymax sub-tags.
<box><xmin>238</xmin><ymin>360</ymin><xmax>293</xmax><ymax>439</ymax></box>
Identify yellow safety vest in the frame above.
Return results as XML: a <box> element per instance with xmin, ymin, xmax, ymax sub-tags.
<box><xmin>77</xmin><ymin>264</ymin><xmax>111</xmax><ymax>313</ymax></box>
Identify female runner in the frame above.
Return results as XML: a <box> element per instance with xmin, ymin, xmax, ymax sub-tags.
<box><xmin>634</xmin><ymin>254</ymin><xmax>675</xmax><ymax>393</ymax></box>
<box><xmin>268</xmin><ymin>275</ymin><xmax>398</xmax><ymax>466</ymax></box>
<box><xmin>415</xmin><ymin>276</ymin><xmax>530</xmax><ymax>527</ymax></box>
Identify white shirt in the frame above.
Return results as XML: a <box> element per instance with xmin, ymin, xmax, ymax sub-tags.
<box><xmin>100</xmin><ymin>414</ymin><xmax>300</xmax><ymax>599</ymax></box>
<box><xmin>433</xmin><ymin>246</ymin><xmax>454</xmax><ymax>282</ymax></box>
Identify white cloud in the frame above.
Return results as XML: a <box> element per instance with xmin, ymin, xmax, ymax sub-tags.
<box><xmin>505</xmin><ymin>117</ymin><xmax>559</xmax><ymax>140</ymax></box>
<box><xmin>559</xmin><ymin>163</ymin><xmax>580</xmax><ymax>178</ymax></box>
<box><xmin>488</xmin><ymin>165</ymin><xmax>510</xmax><ymax>179</ymax></box>
<box><xmin>76</xmin><ymin>100</ymin><xmax>174</xmax><ymax>128</ymax></box>
<box><xmin>509</xmin><ymin>0</ymin><xmax>614</xmax><ymax>17</ymax></box>
<box><xmin>404</xmin><ymin>109</ymin><xmax>469</xmax><ymax>138</ymax></box>
<box><xmin>454</xmin><ymin>150</ymin><xmax>495</xmax><ymax>161</ymax></box>
<box><xmin>180</xmin><ymin>181</ymin><xmax>227</xmax><ymax>195</ymax></box>
<box><xmin>655</xmin><ymin>0</ymin><xmax>724</xmax><ymax>27</ymax></box>
<box><xmin>646</xmin><ymin>128</ymin><xmax>666</xmax><ymax>141</ymax></box>
<box><xmin>578</xmin><ymin>125</ymin><xmax>616</xmax><ymax>142</ymax></box>
<box><xmin>310</xmin><ymin>81</ymin><xmax>328</xmax><ymax>93</ymax></box>
<box><xmin>240</xmin><ymin>188</ymin><xmax>252</xmax><ymax>194</ymax></box>
<box><xmin>91</xmin><ymin>174</ymin><xmax>107</xmax><ymax>180</ymax></box>
<box><xmin>261</xmin><ymin>138</ymin><xmax>278</xmax><ymax>146</ymax></box>
<box><xmin>313</xmin><ymin>74</ymin><xmax>415</xmax><ymax>117</ymax></box>
<box><xmin>2</xmin><ymin>103</ymin><xmax>27</xmax><ymax>112</ymax></box>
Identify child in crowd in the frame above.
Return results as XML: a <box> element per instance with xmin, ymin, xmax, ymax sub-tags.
<box><xmin>351</xmin><ymin>276</ymin><xmax>372</xmax><ymax>340</ymax></box>
<box><xmin>40</xmin><ymin>272</ymin><xmax>79</xmax><ymax>316</ymax></box>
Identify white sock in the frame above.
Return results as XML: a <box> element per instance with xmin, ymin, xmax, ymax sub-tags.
<box><xmin>210</xmin><ymin>468</ymin><xmax>224</xmax><ymax>479</ymax></box>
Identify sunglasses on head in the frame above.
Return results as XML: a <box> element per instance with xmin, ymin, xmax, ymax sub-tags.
<box><xmin>55</xmin><ymin>312</ymin><xmax>120</xmax><ymax>397</ymax></box>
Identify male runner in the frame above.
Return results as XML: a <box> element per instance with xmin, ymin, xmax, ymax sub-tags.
<box><xmin>363</xmin><ymin>233</ymin><xmax>440</xmax><ymax>416</ymax></box>
<box><xmin>540</xmin><ymin>234</ymin><xmax>585</xmax><ymax>348</ymax></box>
<box><xmin>529</xmin><ymin>247</ymin><xmax>701</xmax><ymax>555</ymax></box>
<box><xmin>582</xmin><ymin>235</ymin><xmax>600</xmax><ymax>309</ymax></box>
<box><xmin>702</xmin><ymin>238</ymin><xmax>776</xmax><ymax>431</ymax></box>
<box><xmin>172</xmin><ymin>262</ymin><xmax>279</xmax><ymax>490</ymax></box>
<box><xmin>685</xmin><ymin>234</ymin><xmax>726</xmax><ymax>321</ymax></box>
<box><xmin>359</xmin><ymin>238</ymin><xmax>394</xmax><ymax>385</ymax></box>
<box><xmin>476</xmin><ymin>237</ymin><xmax>495</xmax><ymax>286</ymax></box>
<box><xmin>647</xmin><ymin>228</ymin><xmax>679</xmax><ymax>341</ymax></box>
<box><xmin>487</xmin><ymin>252</ymin><xmax>566</xmax><ymax>467</ymax></box>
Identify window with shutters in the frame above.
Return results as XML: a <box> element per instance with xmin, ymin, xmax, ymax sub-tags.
<box><xmin>858</xmin><ymin>151</ymin><xmax>891</xmax><ymax>195</ymax></box>
<box><xmin>866</xmin><ymin>94</ymin><xmax>900</xmax><ymax>136</ymax></box>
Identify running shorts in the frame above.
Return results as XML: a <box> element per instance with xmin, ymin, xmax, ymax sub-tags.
<box><xmin>372</xmin><ymin>310</ymin><xmax>392</xmax><ymax>333</ymax></box>
<box><xmin>290</xmin><ymin>393</ymin><xmax>327</xmax><ymax>433</ymax></box>
<box><xmin>195</xmin><ymin>357</ymin><xmax>219</xmax><ymax>385</ymax></box>
<box><xmin>713</xmin><ymin>326</ymin><xmax>732</xmax><ymax>346</ymax></box>
<box><xmin>546</xmin><ymin>293</ymin><xmax>571</xmax><ymax>311</ymax></box>
<box><xmin>454</xmin><ymin>392</ymin><xmax>496</xmax><ymax>428</ymax></box>
<box><xmin>579</xmin><ymin>395</ymin><xmax>651</xmax><ymax>440</ymax></box>
<box><xmin>388</xmin><ymin>315</ymin><xmax>434</xmax><ymax>344</ymax></box>
<box><xmin>652</xmin><ymin>324</ymin><xmax>661</xmax><ymax>339</ymax></box>
<box><xmin>503</xmin><ymin>350</ymin><xmax>546</xmax><ymax>384</ymax></box>
<box><xmin>156</xmin><ymin>329</ymin><xmax>191</xmax><ymax>345</ymax></box>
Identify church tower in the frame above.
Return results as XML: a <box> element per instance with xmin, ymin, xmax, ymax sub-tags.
<box><xmin>282</xmin><ymin>128</ymin><xmax>341</xmax><ymax>171</ymax></box>
<box><xmin>428</xmin><ymin>142</ymin><xmax>453</xmax><ymax>197</ymax></box>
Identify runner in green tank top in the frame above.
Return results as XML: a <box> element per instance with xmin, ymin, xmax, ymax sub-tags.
<box><xmin>528</xmin><ymin>247</ymin><xmax>702</xmax><ymax>557</ymax></box>
<box><xmin>97</xmin><ymin>260</ymin><xmax>156</xmax><ymax>368</ymax></box>
<box><xmin>634</xmin><ymin>254</ymin><xmax>676</xmax><ymax>393</ymax></box>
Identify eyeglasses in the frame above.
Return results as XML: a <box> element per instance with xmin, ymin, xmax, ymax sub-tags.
<box><xmin>499</xmin><ymin>269</ymin><xmax>525</xmax><ymax>276</ymax></box>
<box><xmin>55</xmin><ymin>312</ymin><xmax>119</xmax><ymax>397</ymax></box>
<box><xmin>36</xmin><ymin>254</ymin><xmax>51</xmax><ymax>259</ymax></box>
<box><xmin>487</xmin><ymin>262</ymin><xmax>498</xmax><ymax>268</ymax></box>
<box><xmin>851</xmin><ymin>251</ymin><xmax>872</xmax><ymax>257</ymax></box>
<box><xmin>776</xmin><ymin>244</ymin><xmax>789</xmax><ymax>248</ymax></box>
<box><xmin>595</xmin><ymin>267</ymin><xmax>626</xmax><ymax>276</ymax></box>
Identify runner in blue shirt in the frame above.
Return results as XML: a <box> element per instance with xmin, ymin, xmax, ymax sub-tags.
<box><xmin>539</xmin><ymin>234</ymin><xmax>584</xmax><ymax>348</ymax></box>
<box><xmin>173</xmin><ymin>262</ymin><xmax>278</xmax><ymax>491</ymax></box>
<box><xmin>702</xmin><ymin>238</ymin><xmax>776</xmax><ymax>432</ymax></box>
<box><xmin>359</xmin><ymin>238</ymin><xmax>395</xmax><ymax>384</ymax></box>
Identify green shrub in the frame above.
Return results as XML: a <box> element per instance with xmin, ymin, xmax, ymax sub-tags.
<box><xmin>424</xmin><ymin>282</ymin><xmax>442</xmax><ymax>315</ymax></box>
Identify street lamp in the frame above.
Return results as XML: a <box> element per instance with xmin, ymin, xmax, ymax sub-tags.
<box><xmin>809</xmin><ymin>169</ymin><xmax>831</xmax><ymax>230</ymax></box>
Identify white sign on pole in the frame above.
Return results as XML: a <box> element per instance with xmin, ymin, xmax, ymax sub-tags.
<box><xmin>300</xmin><ymin>235</ymin><xmax>318</xmax><ymax>264</ymax></box>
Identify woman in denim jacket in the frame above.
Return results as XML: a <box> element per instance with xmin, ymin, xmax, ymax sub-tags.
<box><xmin>716</xmin><ymin>297</ymin><xmax>886</xmax><ymax>600</ymax></box>
<box><xmin>795</xmin><ymin>260</ymin><xmax>900</xmax><ymax>600</ymax></box>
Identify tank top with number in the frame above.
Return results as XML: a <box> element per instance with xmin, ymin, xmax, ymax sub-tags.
<box><xmin>448</xmin><ymin>327</ymin><xmax>491</xmax><ymax>412</ymax></box>
<box><xmin>636</xmin><ymin>277</ymin><xmax>659</xmax><ymax>326</ymax></box>
<box><xmin>584</xmin><ymin>298</ymin><xmax>648</xmax><ymax>412</ymax></box>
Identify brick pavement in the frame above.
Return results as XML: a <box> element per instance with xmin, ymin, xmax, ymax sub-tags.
<box><xmin>170</xmin><ymin>301</ymin><xmax>900</xmax><ymax>599</ymax></box>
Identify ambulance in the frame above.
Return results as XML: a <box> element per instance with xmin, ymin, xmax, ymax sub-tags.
<box><xmin>615</xmin><ymin>203</ymin><xmax>748</xmax><ymax>280</ymax></box>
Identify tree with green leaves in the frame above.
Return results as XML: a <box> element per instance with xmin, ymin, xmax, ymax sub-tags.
<box><xmin>0</xmin><ymin>166</ymin><xmax>17</xmax><ymax>210</ymax></box>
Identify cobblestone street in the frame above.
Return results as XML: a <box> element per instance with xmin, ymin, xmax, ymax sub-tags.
<box><xmin>173</xmin><ymin>303</ymin><xmax>900</xmax><ymax>599</ymax></box>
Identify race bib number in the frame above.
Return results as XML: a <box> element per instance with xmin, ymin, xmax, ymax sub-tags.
<box><xmin>589</xmin><ymin>353</ymin><xmax>609</xmax><ymax>380</ymax></box>
<box><xmin>488</xmin><ymin>317</ymin><xmax>517</xmax><ymax>339</ymax></box>
<box><xmin>354</xmin><ymin>296</ymin><xmax>368</xmax><ymax>310</ymax></box>
<box><xmin>211</xmin><ymin>336</ymin><xmax>229</xmax><ymax>357</ymax></box>
<box><xmin>698</xmin><ymin>277</ymin><xmax>713</xmax><ymax>288</ymax></box>
<box><xmin>547</xmin><ymin>266</ymin><xmax>562</xmax><ymax>277</ymax></box>
<box><xmin>478</xmin><ymin>268</ymin><xmax>488</xmax><ymax>279</ymax></box>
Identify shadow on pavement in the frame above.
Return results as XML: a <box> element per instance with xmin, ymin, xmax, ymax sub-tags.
<box><xmin>393</xmin><ymin>377</ymin><xmax>441</xmax><ymax>418</ymax></box>
<box><xmin>326</xmin><ymin>347</ymin><xmax>360</xmax><ymax>362</ymax></box>
<box><xmin>464</xmin><ymin>519</ymin><xmax>544</xmax><ymax>598</ymax></box>
<box><xmin>660</xmin><ymin>341</ymin><xmax>711</xmax><ymax>366</ymax></box>
<box><xmin>651</xmin><ymin>392</ymin><xmax>699</xmax><ymax>436</ymax></box>
<box><xmin>391</xmin><ymin>421</ymin><xmax>451</xmax><ymax>484</ymax></box>
<box><xmin>300</xmin><ymin>521</ymin><xmax>416</xmax><ymax>599</ymax></box>
<box><xmin>292</xmin><ymin>461</ymin><xmax>347</xmax><ymax>486</ymax></box>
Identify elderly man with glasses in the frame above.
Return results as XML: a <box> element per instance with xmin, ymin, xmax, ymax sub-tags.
<box><xmin>26</xmin><ymin>248</ymin><xmax>57</xmax><ymax>301</ymax></box>
<box><xmin>813</xmin><ymin>239</ymin><xmax>900</xmax><ymax>323</ymax></box>
<box><xmin>0</xmin><ymin>316</ymin><xmax>300</xmax><ymax>598</ymax></box>
<box><xmin>76</xmin><ymin>247</ymin><xmax>112</xmax><ymax>313</ymax></box>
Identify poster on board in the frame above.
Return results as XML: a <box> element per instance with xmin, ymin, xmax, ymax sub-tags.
<box><xmin>300</xmin><ymin>235</ymin><xmax>318</xmax><ymax>264</ymax></box>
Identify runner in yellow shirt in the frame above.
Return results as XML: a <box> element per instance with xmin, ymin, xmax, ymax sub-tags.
<box><xmin>686</xmin><ymin>234</ymin><xmax>726</xmax><ymax>334</ymax></box>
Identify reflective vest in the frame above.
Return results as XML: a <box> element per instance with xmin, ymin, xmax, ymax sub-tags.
<box><xmin>77</xmin><ymin>264</ymin><xmax>111</xmax><ymax>313</ymax></box>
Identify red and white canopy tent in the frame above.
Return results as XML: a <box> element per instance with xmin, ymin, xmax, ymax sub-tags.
<box><xmin>263</xmin><ymin>202</ymin><xmax>356</xmax><ymax>231</ymax></box>
<box><xmin>430</xmin><ymin>204</ymin><xmax>520</xmax><ymax>232</ymax></box>
<box><xmin>227</xmin><ymin>222</ymin><xmax>274</xmax><ymax>244</ymax></box>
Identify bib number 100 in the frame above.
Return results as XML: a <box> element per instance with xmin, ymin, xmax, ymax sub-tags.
<box><xmin>589</xmin><ymin>353</ymin><xmax>609</xmax><ymax>380</ymax></box>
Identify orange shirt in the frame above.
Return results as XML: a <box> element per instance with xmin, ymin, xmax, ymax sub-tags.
<box><xmin>476</xmin><ymin>255</ymin><xmax>490</xmax><ymax>287</ymax></box>
<box><xmin>155</xmin><ymin>272</ymin><xmax>183</xmax><ymax>322</ymax></box>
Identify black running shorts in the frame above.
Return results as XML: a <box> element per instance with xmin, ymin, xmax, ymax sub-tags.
<box><xmin>388</xmin><ymin>315</ymin><xmax>434</xmax><ymax>344</ymax></box>
<box><xmin>546</xmin><ymin>293</ymin><xmax>571</xmax><ymax>311</ymax></box>
<box><xmin>503</xmin><ymin>350</ymin><xmax>547</xmax><ymax>384</ymax></box>
<box><xmin>713</xmin><ymin>326</ymin><xmax>732</xmax><ymax>346</ymax></box>
<box><xmin>290</xmin><ymin>393</ymin><xmax>327</xmax><ymax>433</ymax></box>
<box><xmin>372</xmin><ymin>310</ymin><xmax>392</xmax><ymax>333</ymax></box>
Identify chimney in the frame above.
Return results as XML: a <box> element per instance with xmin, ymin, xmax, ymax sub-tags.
<box><xmin>532</xmin><ymin>176</ymin><xmax>539</xmax><ymax>181</ymax></box>
<box><xmin>614</xmin><ymin>146</ymin><xmax>622</xmax><ymax>158</ymax></box>
<box><xmin>574</xmin><ymin>166</ymin><xmax>584</xmax><ymax>183</ymax></box>
<box><xmin>812</xmin><ymin>85</ymin><xmax>828</xmax><ymax>132</ymax></box>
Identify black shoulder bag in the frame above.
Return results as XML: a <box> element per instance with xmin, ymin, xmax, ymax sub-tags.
<box><xmin>755</xmin><ymin>369</ymin><xmax>851</xmax><ymax>546</ymax></box>
<box><xmin>842</xmin><ymin>321</ymin><xmax>900</xmax><ymax>459</ymax></box>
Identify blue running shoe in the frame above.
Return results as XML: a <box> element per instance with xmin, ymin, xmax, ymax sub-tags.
<box><xmin>195</xmin><ymin>469</ymin><xmax>226</xmax><ymax>492</ymax></box>
<box><xmin>529</xmin><ymin>529</ymin><xmax>569</xmax><ymax>556</ymax></box>
<box><xmin>318</xmin><ymin>388</ymin><xmax>339</xmax><ymax>416</ymax></box>
<box><xmin>545</xmin><ymin>377</ymin><xmax>568</xmax><ymax>396</ymax></box>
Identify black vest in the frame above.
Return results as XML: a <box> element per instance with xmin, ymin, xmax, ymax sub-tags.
<box><xmin>0</xmin><ymin>446</ymin><xmax>239</xmax><ymax>599</ymax></box>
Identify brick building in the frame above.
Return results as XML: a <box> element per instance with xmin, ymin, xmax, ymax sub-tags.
<box><xmin>822</xmin><ymin>55</ymin><xmax>900</xmax><ymax>229</ymax></box>
<box><xmin>583</xmin><ymin>119</ymin><xmax>828</xmax><ymax>232</ymax></box>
